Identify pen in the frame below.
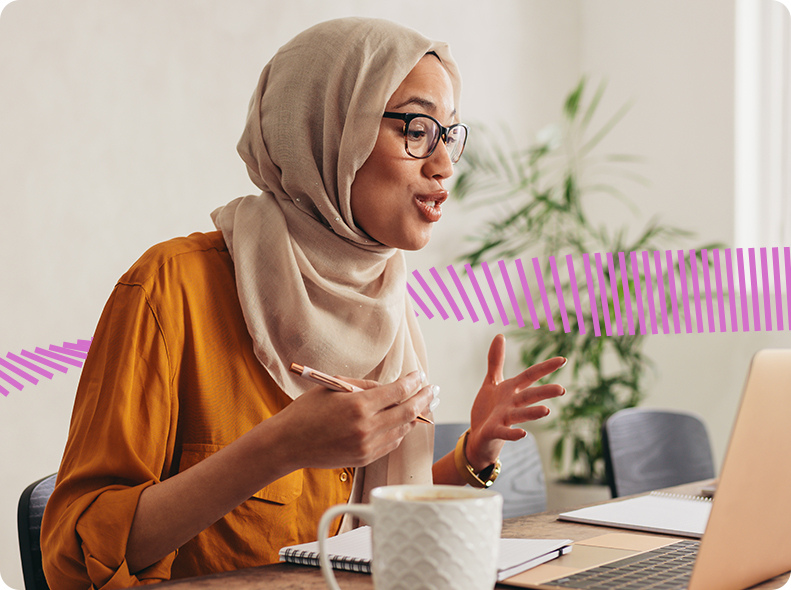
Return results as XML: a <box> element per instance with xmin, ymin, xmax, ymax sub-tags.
<box><xmin>289</xmin><ymin>362</ymin><xmax>433</xmax><ymax>425</ymax></box>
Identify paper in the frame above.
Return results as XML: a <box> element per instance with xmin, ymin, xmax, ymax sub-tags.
<box><xmin>558</xmin><ymin>492</ymin><xmax>712</xmax><ymax>538</ymax></box>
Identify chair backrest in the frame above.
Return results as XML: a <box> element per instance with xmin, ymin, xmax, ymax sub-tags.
<box><xmin>602</xmin><ymin>408</ymin><xmax>716</xmax><ymax>498</ymax></box>
<box><xmin>433</xmin><ymin>423</ymin><xmax>546</xmax><ymax>518</ymax></box>
<box><xmin>18</xmin><ymin>473</ymin><xmax>57</xmax><ymax>590</ymax></box>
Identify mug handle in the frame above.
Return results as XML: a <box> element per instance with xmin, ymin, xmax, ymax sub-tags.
<box><xmin>317</xmin><ymin>504</ymin><xmax>374</xmax><ymax>590</ymax></box>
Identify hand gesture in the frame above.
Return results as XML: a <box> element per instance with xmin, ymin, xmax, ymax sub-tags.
<box><xmin>465</xmin><ymin>334</ymin><xmax>566</xmax><ymax>471</ymax></box>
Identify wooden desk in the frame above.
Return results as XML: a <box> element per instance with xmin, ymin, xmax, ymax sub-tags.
<box><xmin>151</xmin><ymin>481</ymin><xmax>790</xmax><ymax>590</ymax></box>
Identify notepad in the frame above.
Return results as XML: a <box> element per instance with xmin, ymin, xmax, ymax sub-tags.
<box><xmin>278</xmin><ymin>526</ymin><xmax>572</xmax><ymax>582</ymax></box>
<box><xmin>558</xmin><ymin>491</ymin><xmax>712</xmax><ymax>538</ymax></box>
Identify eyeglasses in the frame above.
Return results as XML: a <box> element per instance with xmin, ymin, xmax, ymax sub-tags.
<box><xmin>382</xmin><ymin>112</ymin><xmax>468</xmax><ymax>164</ymax></box>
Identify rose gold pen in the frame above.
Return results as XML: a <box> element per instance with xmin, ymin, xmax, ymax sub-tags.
<box><xmin>289</xmin><ymin>362</ymin><xmax>433</xmax><ymax>425</ymax></box>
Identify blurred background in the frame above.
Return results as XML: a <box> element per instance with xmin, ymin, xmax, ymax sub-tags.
<box><xmin>1</xmin><ymin>0</ymin><xmax>789</xmax><ymax>587</ymax></box>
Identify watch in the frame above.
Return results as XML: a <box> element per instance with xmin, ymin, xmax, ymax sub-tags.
<box><xmin>453</xmin><ymin>428</ymin><xmax>501</xmax><ymax>488</ymax></box>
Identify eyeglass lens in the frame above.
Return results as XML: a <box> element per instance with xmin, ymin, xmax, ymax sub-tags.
<box><xmin>405</xmin><ymin>116</ymin><xmax>466</xmax><ymax>163</ymax></box>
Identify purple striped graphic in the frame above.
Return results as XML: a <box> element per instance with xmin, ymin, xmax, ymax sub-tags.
<box><xmin>748</xmin><ymin>248</ymin><xmax>760</xmax><ymax>331</ymax></box>
<box><xmin>583</xmin><ymin>254</ymin><xmax>601</xmax><ymax>337</ymax></box>
<box><xmin>482</xmin><ymin>262</ymin><xmax>509</xmax><ymax>326</ymax></box>
<box><xmin>595</xmin><ymin>253</ymin><xmax>613</xmax><ymax>336</ymax></box>
<box><xmin>725</xmin><ymin>249</ymin><xmax>738</xmax><ymax>332</ymax></box>
<box><xmin>13</xmin><ymin>241</ymin><xmax>791</xmax><ymax>402</ymax></box>
<box><xmin>677</xmin><ymin>250</ymin><xmax>692</xmax><ymax>333</ymax></box>
<box><xmin>618</xmin><ymin>252</ymin><xmax>635</xmax><ymax>335</ymax></box>
<box><xmin>407</xmin><ymin>283</ymin><xmax>433</xmax><ymax>319</ymax></box>
<box><xmin>1</xmin><ymin>339</ymin><xmax>93</xmax><ymax>398</ymax></box>
<box><xmin>549</xmin><ymin>257</ymin><xmax>570</xmax><ymax>333</ymax></box>
<box><xmin>412</xmin><ymin>270</ymin><xmax>448</xmax><ymax>320</ymax></box>
<box><xmin>515</xmin><ymin>259</ymin><xmax>540</xmax><ymax>329</ymax></box>
<box><xmin>653</xmin><ymin>252</ymin><xmax>669</xmax><ymax>334</ymax></box>
<box><xmin>533</xmin><ymin>258</ymin><xmax>555</xmax><ymax>331</ymax></box>
<box><xmin>642</xmin><ymin>251</ymin><xmax>658</xmax><ymax>335</ymax></box>
<box><xmin>430</xmin><ymin>267</ymin><xmax>463</xmax><ymax>321</ymax></box>
<box><xmin>736</xmin><ymin>249</ymin><xmax>749</xmax><ymax>332</ymax></box>
<box><xmin>630</xmin><ymin>251</ymin><xmax>647</xmax><ymax>335</ymax></box>
<box><xmin>689</xmin><ymin>251</ymin><xmax>704</xmax><ymax>333</ymax></box>
<box><xmin>448</xmin><ymin>264</ymin><xmax>478</xmax><ymax>322</ymax></box>
<box><xmin>401</xmin><ymin>246</ymin><xmax>791</xmax><ymax>340</ymax></box>
<box><xmin>499</xmin><ymin>260</ymin><xmax>525</xmax><ymax>328</ymax></box>
<box><xmin>786</xmin><ymin>248</ymin><xmax>791</xmax><ymax>330</ymax></box>
<box><xmin>714</xmin><ymin>249</ymin><xmax>727</xmax><ymax>332</ymax></box>
<box><xmin>606</xmin><ymin>252</ymin><xmax>623</xmax><ymax>336</ymax></box>
<box><xmin>760</xmin><ymin>248</ymin><xmax>772</xmax><ymax>331</ymax></box>
<box><xmin>466</xmin><ymin>263</ymin><xmax>494</xmax><ymax>325</ymax></box>
<box><xmin>772</xmin><ymin>248</ymin><xmax>783</xmax><ymax>330</ymax></box>
<box><xmin>0</xmin><ymin>357</ymin><xmax>38</xmax><ymax>385</ymax></box>
<box><xmin>701</xmin><ymin>249</ymin><xmax>715</xmax><ymax>333</ymax></box>
<box><xmin>665</xmin><ymin>250</ymin><xmax>680</xmax><ymax>334</ymax></box>
<box><xmin>567</xmin><ymin>255</ymin><xmax>586</xmax><ymax>335</ymax></box>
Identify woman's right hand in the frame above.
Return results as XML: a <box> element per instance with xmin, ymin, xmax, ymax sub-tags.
<box><xmin>269</xmin><ymin>370</ymin><xmax>434</xmax><ymax>470</ymax></box>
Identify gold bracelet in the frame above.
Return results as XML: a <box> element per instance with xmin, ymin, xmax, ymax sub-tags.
<box><xmin>453</xmin><ymin>428</ymin><xmax>501</xmax><ymax>488</ymax></box>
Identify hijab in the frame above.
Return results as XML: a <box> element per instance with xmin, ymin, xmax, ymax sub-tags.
<box><xmin>211</xmin><ymin>17</ymin><xmax>462</xmax><ymax>501</ymax></box>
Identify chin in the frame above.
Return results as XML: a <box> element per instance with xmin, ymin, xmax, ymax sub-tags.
<box><xmin>395</xmin><ymin>232</ymin><xmax>433</xmax><ymax>251</ymax></box>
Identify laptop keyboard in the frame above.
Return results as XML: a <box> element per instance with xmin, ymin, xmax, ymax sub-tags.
<box><xmin>544</xmin><ymin>539</ymin><xmax>700</xmax><ymax>590</ymax></box>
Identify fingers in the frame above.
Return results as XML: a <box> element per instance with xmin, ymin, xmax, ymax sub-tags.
<box><xmin>507</xmin><ymin>404</ymin><xmax>552</xmax><ymax>425</ymax></box>
<box><xmin>486</xmin><ymin>334</ymin><xmax>506</xmax><ymax>385</ymax></box>
<box><xmin>490</xmin><ymin>424</ymin><xmax>528</xmax><ymax>442</ymax></box>
<box><xmin>514</xmin><ymin>383</ymin><xmax>566</xmax><ymax>406</ymax></box>
<box><xmin>343</xmin><ymin>370</ymin><xmax>434</xmax><ymax>427</ymax></box>
<box><xmin>509</xmin><ymin>356</ymin><xmax>567</xmax><ymax>390</ymax></box>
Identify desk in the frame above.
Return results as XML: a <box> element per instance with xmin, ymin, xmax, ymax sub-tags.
<box><xmin>151</xmin><ymin>481</ymin><xmax>790</xmax><ymax>590</ymax></box>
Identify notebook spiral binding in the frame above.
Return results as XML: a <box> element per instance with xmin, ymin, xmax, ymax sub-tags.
<box><xmin>649</xmin><ymin>490</ymin><xmax>713</xmax><ymax>503</ymax></box>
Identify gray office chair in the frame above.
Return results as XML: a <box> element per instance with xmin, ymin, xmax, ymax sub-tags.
<box><xmin>18</xmin><ymin>473</ymin><xmax>57</xmax><ymax>590</ymax></box>
<box><xmin>602</xmin><ymin>408</ymin><xmax>715</xmax><ymax>498</ymax></box>
<box><xmin>433</xmin><ymin>423</ymin><xmax>547</xmax><ymax>518</ymax></box>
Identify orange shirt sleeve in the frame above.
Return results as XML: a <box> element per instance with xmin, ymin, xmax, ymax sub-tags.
<box><xmin>41</xmin><ymin>281</ymin><xmax>179</xmax><ymax>590</ymax></box>
<box><xmin>41</xmin><ymin>232</ymin><xmax>354</xmax><ymax>588</ymax></box>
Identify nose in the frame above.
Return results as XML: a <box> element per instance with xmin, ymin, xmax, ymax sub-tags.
<box><xmin>423</xmin><ymin>139</ymin><xmax>454</xmax><ymax>181</ymax></box>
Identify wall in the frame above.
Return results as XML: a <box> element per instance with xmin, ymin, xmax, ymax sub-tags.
<box><xmin>1</xmin><ymin>0</ymin><xmax>781</xmax><ymax>588</ymax></box>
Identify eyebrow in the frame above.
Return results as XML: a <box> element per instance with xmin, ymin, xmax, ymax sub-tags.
<box><xmin>390</xmin><ymin>96</ymin><xmax>457</xmax><ymax>120</ymax></box>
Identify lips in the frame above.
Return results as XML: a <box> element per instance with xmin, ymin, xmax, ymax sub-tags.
<box><xmin>415</xmin><ymin>190</ymin><xmax>448</xmax><ymax>223</ymax></box>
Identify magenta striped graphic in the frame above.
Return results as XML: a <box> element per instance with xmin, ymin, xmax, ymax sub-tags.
<box><xmin>8</xmin><ymin>247</ymin><xmax>791</xmax><ymax>400</ymax></box>
<box><xmin>1</xmin><ymin>340</ymin><xmax>92</xmax><ymax>397</ymax></box>
<box><xmin>406</xmin><ymin>248</ymin><xmax>791</xmax><ymax>339</ymax></box>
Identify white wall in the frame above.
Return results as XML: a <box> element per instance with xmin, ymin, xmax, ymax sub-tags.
<box><xmin>0</xmin><ymin>0</ymin><xmax>782</xmax><ymax>588</ymax></box>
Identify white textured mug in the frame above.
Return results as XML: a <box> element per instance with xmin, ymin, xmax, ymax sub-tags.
<box><xmin>318</xmin><ymin>484</ymin><xmax>503</xmax><ymax>590</ymax></box>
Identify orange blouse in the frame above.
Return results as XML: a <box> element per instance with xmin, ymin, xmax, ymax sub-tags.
<box><xmin>41</xmin><ymin>231</ymin><xmax>353</xmax><ymax>590</ymax></box>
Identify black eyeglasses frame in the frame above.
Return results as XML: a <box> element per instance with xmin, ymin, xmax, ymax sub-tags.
<box><xmin>382</xmin><ymin>111</ymin><xmax>468</xmax><ymax>163</ymax></box>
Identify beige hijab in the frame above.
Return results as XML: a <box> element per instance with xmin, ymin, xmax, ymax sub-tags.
<box><xmin>211</xmin><ymin>18</ymin><xmax>462</xmax><ymax>501</ymax></box>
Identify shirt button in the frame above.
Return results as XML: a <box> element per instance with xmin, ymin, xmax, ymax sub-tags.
<box><xmin>340</xmin><ymin>471</ymin><xmax>348</xmax><ymax>482</ymax></box>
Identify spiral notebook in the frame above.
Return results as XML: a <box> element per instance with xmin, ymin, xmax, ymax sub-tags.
<box><xmin>558</xmin><ymin>491</ymin><xmax>712</xmax><ymax>538</ymax></box>
<box><xmin>278</xmin><ymin>526</ymin><xmax>572</xmax><ymax>581</ymax></box>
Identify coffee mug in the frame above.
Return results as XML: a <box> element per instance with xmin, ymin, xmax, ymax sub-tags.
<box><xmin>317</xmin><ymin>484</ymin><xmax>503</xmax><ymax>590</ymax></box>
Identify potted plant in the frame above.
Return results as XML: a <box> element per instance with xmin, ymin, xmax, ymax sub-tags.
<box><xmin>452</xmin><ymin>78</ymin><xmax>715</xmax><ymax>489</ymax></box>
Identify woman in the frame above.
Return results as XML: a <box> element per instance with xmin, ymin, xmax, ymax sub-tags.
<box><xmin>41</xmin><ymin>17</ymin><xmax>566</xmax><ymax>590</ymax></box>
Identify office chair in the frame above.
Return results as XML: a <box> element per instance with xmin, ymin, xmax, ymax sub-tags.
<box><xmin>433</xmin><ymin>423</ymin><xmax>547</xmax><ymax>518</ymax></box>
<box><xmin>18</xmin><ymin>473</ymin><xmax>57</xmax><ymax>590</ymax></box>
<box><xmin>602</xmin><ymin>408</ymin><xmax>716</xmax><ymax>498</ymax></box>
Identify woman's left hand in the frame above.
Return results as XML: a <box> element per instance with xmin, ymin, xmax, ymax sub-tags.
<box><xmin>464</xmin><ymin>334</ymin><xmax>566</xmax><ymax>472</ymax></box>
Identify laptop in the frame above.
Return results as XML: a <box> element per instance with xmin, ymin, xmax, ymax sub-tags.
<box><xmin>504</xmin><ymin>349</ymin><xmax>791</xmax><ymax>590</ymax></box>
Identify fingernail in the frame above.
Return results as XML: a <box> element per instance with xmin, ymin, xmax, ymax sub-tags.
<box><xmin>429</xmin><ymin>397</ymin><xmax>441</xmax><ymax>412</ymax></box>
<box><xmin>431</xmin><ymin>385</ymin><xmax>440</xmax><ymax>400</ymax></box>
<box><xmin>560</xmin><ymin>386</ymin><xmax>566</xmax><ymax>396</ymax></box>
<box><xmin>560</xmin><ymin>357</ymin><xmax>568</xmax><ymax>368</ymax></box>
<box><xmin>419</xmin><ymin>370</ymin><xmax>427</xmax><ymax>384</ymax></box>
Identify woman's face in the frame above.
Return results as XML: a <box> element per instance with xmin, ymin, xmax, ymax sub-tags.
<box><xmin>350</xmin><ymin>55</ymin><xmax>456</xmax><ymax>251</ymax></box>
